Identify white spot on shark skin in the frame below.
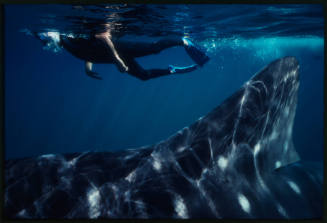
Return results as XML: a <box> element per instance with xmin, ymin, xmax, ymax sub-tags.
<box><xmin>87</xmin><ymin>187</ymin><xmax>101</xmax><ymax>218</ymax></box>
<box><xmin>208</xmin><ymin>138</ymin><xmax>214</xmax><ymax>160</ymax></box>
<box><xmin>287</xmin><ymin>125</ymin><xmax>293</xmax><ymax>137</ymax></box>
<box><xmin>153</xmin><ymin>159</ymin><xmax>161</xmax><ymax>171</ymax></box>
<box><xmin>151</xmin><ymin>153</ymin><xmax>162</xmax><ymax>171</ymax></box>
<box><xmin>254</xmin><ymin>143</ymin><xmax>261</xmax><ymax>156</ymax></box>
<box><xmin>124</xmin><ymin>190</ymin><xmax>131</xmax><ymax>201</ymax></box>
<box><xmin>111</xmin><ymin>185</ymin><xmax>118</xmax><ymax>199</ymax></box>
<box><xmin>125</xmin><ymin>170</ymin><xmax>137</xmax><ymax>183</ymax></box>
<box><xmin>217</xmin><ymin>156</ymin><xmax>228</xmax><ymax>171</ymax></box>
<box><xmin>283</xmin><ymin>70</ymin><xmax>295</xmax><ymax>82</ymax></box>
<box><xmin>240</xmin><ymin>94</ymin><xmax>246</xmax><ymax>105</ymax></box>
<box><xmin>290</xmin><ymin>69</ymin><xmax>297</xmax><ymax>77</ymax></box>
<box><xmin>195</xmin><ymin>179</ymin><xmax>201</xmax><ymax>188</ymax></box>
<box><xmin>60</xmin><ymin>175</ymin><xmax>71</xmax><ymax>186</ymax></box>
<box><xmin>275</xmin><ymin>161</ymin><xmax>282</xmax><ymax>169</ymax></box>
<box><xmin>68</xmin><ymin>157</ymin><xmax>78</xmax><ymax>166</ymax></box>
<box><xmin>17</xmin><ymin>209</ymin><xmax>27</xmax><ymax>217</ymax></box>
<box><xmin>231</xmin><ymin>142</ymin><xmax>237</xmax><ymax>153</ymax></box>
<box><xmin>177</xmin><ymin>127</ymin><xmax>188</xmax><ymax>135</ymax></box>
<box><xmin>200</xmin><ymin>168</ymin><xmax>209</xmax><ymax>178</ymax></box>
<box><xmin>283</xmin><ymin>73</ymin><xmax>289</xmax><ymax>82</ymax></box>
<box><xmin>174</xmin><ymin>195</ymin><xmax>188</xmax><ymax>218</ymax></box>
<box><xmin>295</xmin><ymin>82</ymin><xmax>300</xmax><ymax>91</ymax></box>
<box><xmin>124</xmin><ymin>151</ymin><xmax>138</xmax><ymax>160</ymax></box>
<box><xmin>111</xmin><ymin>185</ymin><xmax>118</xmax><ymax>193</ymax></box>
<box><xmin>269</xmin><ymin>130</ymin><xmax>278</xmax><ymax>140</ymax></box>
<box><xmin>40</xmin><ymin>154</ymin><xmax>55</xmax><ymax>159</ymax></box>
<box><xmin>238</xmin><ymin>194</ymin><xmax>251</xmax><ymax>214</ymax></box>
<box><xmin>177</xmin><ymin>146</ymin><xmax>187</xmax><ymax>153</ymax></box>
<box><xmin>60</xmin><ymin>157</ymin><xmax>79</xmax><ymax>171</ymax></box>
<box><xmin>277</xmin><ymin>203</ymin><xmax>288</xmax><ymax>218</ymax></box>
<box><xmin>133</xmin><ymin>200</ymin><xmax>147</xmax><ymax>217</ymax></box>
<box><xmin>134</xmin><ymin>199</ymin><xmax>144</xmax><ymax>206</ymax></box>
<box><xmin>283</xmin><ymin>69</ymin><xmax>297</xmax><ymax>82</ymax></box>
<box><xmin>288</xmin><ymin>181</ymin><xmax>301</xmax><ymax>194</ymax></box>
<box><xmin>284</xmin><ymin>141</ymin><xmax>289</xmax><ymax>151</ymax></box>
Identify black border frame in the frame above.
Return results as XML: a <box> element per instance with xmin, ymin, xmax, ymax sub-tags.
<box><xmin>0</xmin><ymin>1</ymin><xmax>325</xmax><ymax>223</ymax></box>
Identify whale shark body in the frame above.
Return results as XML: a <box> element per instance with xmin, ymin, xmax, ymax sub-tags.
<box><xmin>4</xmin><ymin>57</ymin><xmax>323</xmax><ymax>219</ymax></box>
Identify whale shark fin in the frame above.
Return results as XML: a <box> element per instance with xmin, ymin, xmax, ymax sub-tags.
<box><xmin>172</xmin><ymin>56</ymin><xmax>300</xmax><ymax>173</ymax></box>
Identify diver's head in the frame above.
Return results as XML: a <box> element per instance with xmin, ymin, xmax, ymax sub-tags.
<box><xmin>36</xmin><ymin>31</ymin><xmax>62</xmax><ymax>52</ymax></box>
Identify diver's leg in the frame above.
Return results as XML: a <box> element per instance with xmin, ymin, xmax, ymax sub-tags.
<box><xmin>123</xmin><ymin>58</ymin><xmax>198</xmax><ymax>81</ymax></box>
<box><xmin>123</xmin><ymin>58</ymin><xmax>170</xmax><ymax>81</ymax></box>
<box><xmin>182</xmin><ymin>38</ymin><xmax>210</xmax><ymax>66</ymax></box>
<box><xmin>116</xmin><ymin>38</ymin><xmax>210</xmax><ymax>66</ymax></box>
<box><xmin>114</xmin><ymin>38</ymin><xmax>184</xmax><ymax>58</ymax></box>
<box><xmin>85</xmin><ymin>61</ymin><xmax>102</xmax><ymax>80</ymax></box>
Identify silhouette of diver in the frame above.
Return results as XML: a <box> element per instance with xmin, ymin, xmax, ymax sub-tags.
<box><xmin>35</xmin><ymin>30</ymin><xmax>210</xmax><ymax>81</ymax></box>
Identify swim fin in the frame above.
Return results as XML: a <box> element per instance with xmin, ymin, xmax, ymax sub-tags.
<box><xmin>182</xmin><ymin>37</ymin><xmax>210</xmax><ymax>66</ymax></box>
<box><xmin>169</xmin><ymin>64</ymin><xmax>198</xmax><ymax>74</ymax></box>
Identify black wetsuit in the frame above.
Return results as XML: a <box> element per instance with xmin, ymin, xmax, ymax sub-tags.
<box><xmin>60</xmin><ymin>35</ymin><xmax>184</xmax><ymax>80</ymax></box>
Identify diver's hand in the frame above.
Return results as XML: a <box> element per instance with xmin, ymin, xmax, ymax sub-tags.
<box><xmin>86</xmin><ymin>70</ymin><xmax>103</xmax><ymax>80</ymax></box>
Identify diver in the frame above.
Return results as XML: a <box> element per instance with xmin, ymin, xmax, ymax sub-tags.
<box><xmin>35</xmin><ymin>30</ymin><xmax>210</xmax><ymax>81</ymax></box>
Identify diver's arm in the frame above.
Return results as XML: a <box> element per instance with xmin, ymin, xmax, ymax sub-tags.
<box><xmin>85</xmin><ymin>61</ymin><xmax>102</xmax><ymax>80</ymax></box>
<box><xmin>95</xmin><ymin>32</ymin><xmax>129</xmax><ymax>73</ymax></box>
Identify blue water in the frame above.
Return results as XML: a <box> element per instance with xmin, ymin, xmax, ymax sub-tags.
<box><xmin>4</xmin><ymin>4</ymin><xmax>324</xmax><ymax>162</ymax></box>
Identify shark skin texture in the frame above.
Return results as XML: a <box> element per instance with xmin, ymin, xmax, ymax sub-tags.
<box><xmin>4</xmin><ymin>57</ymin><xmax>323</xmax><ymax>219</ymax></box>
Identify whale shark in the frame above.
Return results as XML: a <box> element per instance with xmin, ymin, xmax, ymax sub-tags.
<box><xmin>4</xmin><ymin>57</ymin><xmax>323</xmax><ymax>219</ymax></box>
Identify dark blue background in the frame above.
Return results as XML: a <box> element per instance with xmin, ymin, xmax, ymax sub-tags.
<box><xmin>4</xmin><ymin>5</ymin><xmax>324</xmax><ymax>162</ymax></box>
